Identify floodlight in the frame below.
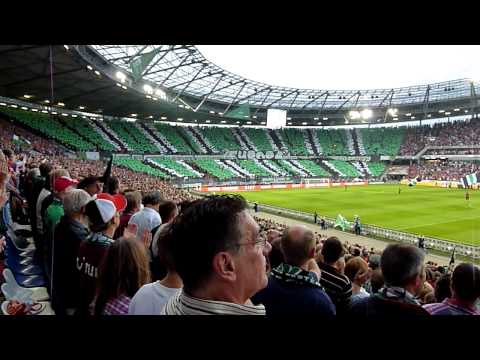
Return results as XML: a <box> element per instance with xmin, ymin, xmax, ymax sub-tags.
<box><xmin>405</xmin><ymin>113</ymin><xmax>411</xmax><ymax>116</ymax></box>
<box><xmin>349</xmin><ymin>110</ymin><xmax>360</xmax><ymax>120</ymax></box>
<box><xmin>94</xmin><ymin>70</ymin><xmax>101</xmax><ymax>76</ymax></box>
<box><xmin>63</xmin><ymin>45</ymin><xmax>69</xmax><ymax>50</ymax></box>
<box><xmin>57</xmin><ymin>102</ymin><xmax>65</xmax><ymax>107</ymax></box>
<box><xmin>438</xmin><ymin>110</ymin><xmax>445</xmax><ymax>113</ymax></box>
<box><xmin>71</xmin><ymin>114</ymin><xmax>77</xmax><ymax>117</ymax></box>
<box><xmin>246</xmin><ymin>121</ymin><xmax>252</xmax><ymax>124</ymax></box>
<box><xmin>21</xmin><ymin>106</ymin><xmax>28</xmax><ymax>110</ymax></box>
<box><xmin>209</xmin><ymin>110</ymin><xmax>215</xmax><ymax>114</ymax></box>
<box><xmin>79</xmin><ymin>106</ymin><xmax>85</xmax><ymax>110</ymax></box>
<box><xmin>323</xmin><ymin>117</ymin><xmax>329</xmax><ymax>120</ymax></box>
<box><xmin>143</xmin><ymin>84</ymin><xmax>153</xmax><ymax>94</ymax></box>
<box><xmin>23</xmin><ymin>94</ymin><xmax>32</xmax><ymax>99</ymax></box>
<box><xmin>161</xmin><ymin>116</ymin><xmax>167</xmax><ymax>120</ymax></box>
<box><xmin>302</xmin><ymin>122</ymin><xmax>308</xmax><ymax>125</ymax></box>
<box><xmin>361</xmin><ymin>109</ymin><xmax>372</xmax><ymax>119</ymax></box>
<box><xmin>387</xmin><ymin>108</ymin><xmax>398</xmax><ymax>116</ymax></box>
<box><xmin>116</xmin><ymin>71</ymin><xmax>126</xmax><ymax>82</ymax></box>
<box><xmin>44</xmin><ymin>100</ymin><xmax>50</xmax><ymax>104</ymax></box>
<box><xmin>454</xmin><ymin>108</ymin><xmax>460</xmax><ymax>112</ymax></box>
<box><xmin>42</xmin><ymin>110</ymin><xmax>48</xmax><ymax>114</ymax></box>
<box><xmin>314</xmin><ymin>117</ymin><xmax>319</xmax><ymax>120</ymax></box>
<box><xmin>177</xmin><ymin>118</ymin><xmax>183</xmax><ymax>121</ymax></box>
<box><xmin>87</xmin><ymin>65</ymin><xmax>93</xmax><ymax>71</ymax></box>
<box><xmin>221</xmin><ymin>120</ymin><xmax>226</xmax><ymax>123</ymax></box>
<box><xmin>445</xmin><ymin>112</ymin><xmax>451</xmax><ymax>115</ymax></box>
<box><xmin>205</xmin><ymin>120</ymin><xmax>210</xmax><ymax>123</ymax></box>
<box><xmin>130</xmin><ymin>114</ymin><xmax>137</xmax><ymax>117</ymax></box>
<box><xmin>0</xmin><ymin>103</ymin><xmax>6</xmax><ymax>106</ymax></box>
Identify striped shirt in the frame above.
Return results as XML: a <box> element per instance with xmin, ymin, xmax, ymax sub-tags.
<box><xmin>162</xmin><ymin>291</ymin><xmax>266</xmax><ymax>315</ymax></box>
<box><xmin>103</xmin><ymin>294</ymin><xmax>131</xmax><ymax>315</ymax></box>
<box><xmin>423</xmin><ymin>298</ymin><xmax>480</xmax><ymax>316</ymax></box>
<box><xmin>318</xmin><ymin>262</ymin><xmax>352</xmax><ymax>314</ymax></box>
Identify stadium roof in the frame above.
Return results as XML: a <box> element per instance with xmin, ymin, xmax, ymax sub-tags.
<box><xmin>90</xmin><ymin>45</ymin><xmax>479</xmax><ymax>111</ymax></box>
<box><xmin>0</xmin><ymin>45</ymin><xmax>479</xmax><ymax>127</ymax></box>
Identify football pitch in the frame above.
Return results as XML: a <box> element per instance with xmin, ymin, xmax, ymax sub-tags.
<box><xmin>223</xmin><ymin>184</ymin><xmax>480</xmax><ymax>246</ymax></box>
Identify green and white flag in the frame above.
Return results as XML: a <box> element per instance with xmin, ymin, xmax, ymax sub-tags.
<box><xmin>334</xmin><ymin>214</ymin><xmax>350</xmax><ymax>231</ymax></box>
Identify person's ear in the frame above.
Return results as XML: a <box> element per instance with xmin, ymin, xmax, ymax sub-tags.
<box><xmin>308</xmin><ymin>246</ymin><xmax>316</xmax><ymax>259</ymax></box>
<box><xmin>212</xmin><ymin>251</ymin><xmax>237</xmax><ymax>282</ymax></box>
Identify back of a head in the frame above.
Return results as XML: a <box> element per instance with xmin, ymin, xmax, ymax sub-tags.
<box><xmin>143</xmin><ymin>191</ymin><xmax>163</xmax><ymax>206</ymax></box>
<box><xmin>369</xmin><ymin>254</ymin><xmax>381</xmax><ymax>270</ymax></box>
<box><xmin>124</xmin><ymin>191</ymin><xmax>142</xmax><ymax>213</ymax></box>
<box><xmin>94</xmin><ymin>237</ymin><xmax>151</xmax><ymax>315</ymax></box>
<box><xmin>280</xmin><ymin>226</ymin><xmax>315</xmax><ymax>267</ymax></box>
<box><xmin>321</xmin><ymin>236</ymin><xmax>345</xmax><ymax>264</ymax></box>
<box><xmin>434</xmin><ymin>273</ymin><xmax>452</xmax><ymax>303</ymax></box>
<box><xmin>380</xmin><ymin>244</ymin><xmax>425</xmax><ymax>288</ymax></box>
<box><xmin>370</xmin><ymin>269</ymin><xmax>384</xmax><ymax>294</ymax></box>
<box><xmin>451</xmin><ymin>263</ymin><xmax>480</xmax><ymax>303</ymax></box>
<box><xmin>167</xmin><ymin>195</ymin><xmax>248</xmax><ymax>292</ymax></box>
<box><xmin>158</xmin><ymin>200</ymin><xmax>178</xmax><ymax>223</ymax></box>
<box><xmin>156</xmin><ymin>224</ymin><xmax>175</xmax><ymax>271</ymax></box>
<box><xmin>63</xmin><ymin>189</ymin><xmax>93</xmax><ymax>217</ymax></box>
<box><xmin>39</xmin><ymin>162</ymin><xmax>52</xmax><ymax>178</ymax></box>
<box><xmin>106</xmin><ymin>176</ymin><xmax>120</xmax><ymax>195</ymax></box>
<box><xmin>49</xmin><ymin>169</ymin><xmax>70</xmax><ymax>190</ymax></box>
<box><xmin>345</xmin><ymin>256</ymin><xmax>369</xmax><ymax>283</ymax></box>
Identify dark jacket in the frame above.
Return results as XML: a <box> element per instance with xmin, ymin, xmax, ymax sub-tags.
<box><xmin>348</xmin><ymin>293</ymin><xmax>430</xmax><ymax>316</ymax></box>
<box><xmin>76</xmin><ymin>232</ymin><xmax>114</xmax><ymax>315</ymax></box>
<box><xmin>251</xmin><ymin>274</ymin><xmax>336</xmax><ymax>316</ymax></box>
<box><xmin>51</xmin><ymin>216</ymin><xmax>90</xmax><ymax>315</ymax></box>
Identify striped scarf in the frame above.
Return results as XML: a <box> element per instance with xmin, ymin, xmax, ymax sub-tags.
<box><xmin>162</xmin><ymin>291</ymin><xmax>266</xmax><ymax>315</ymax></box>
<box><xmin>271</xmin><ymin>263</ymin><xmax>323</xmax><ymax>288</ymax></box>
<box><xmin>376</xmin><ymin>286</ymin><xmax>420</xmax><ymax>306</ymax></box>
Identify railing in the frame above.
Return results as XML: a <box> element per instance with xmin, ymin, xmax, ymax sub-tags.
<box><xmin>247</xmin><ymin>202</ymin><xmax>480</xmax><ymax>260</ymax></box>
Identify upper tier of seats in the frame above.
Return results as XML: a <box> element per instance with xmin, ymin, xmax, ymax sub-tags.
<box><xmin>105</xmin><ymin>121</ymin><xmax>158</xmax><ymax>153</ymax></box>
<box><xmin>62</xmin><ymin>117</ymin><xmax>116</xmax><ymax>152</ymax></box>
<box><xmin>360</xmin><ymin>128</ymin><xmax>405</xmax><ymax>156</ymax></box>
<box><xmin>196</xmin><ymin>127</ymin><xmax>242</xmax><ymax>152</ymax></box>
<box><xmin>242</xmin><ymin>128</ymin><xmax>274</xmax><ymax>152</ymax></box>
<box><xmin>314</xmin><ymin>129</ymin><xmax>348</xmax><ymax>155</ymax></box>
<box><xmin>277</xmin><ymin>128</ymin><xmax>309</xmax><ymax>155</ymax></box>
<box><xmin>149</xmin><ymin>158</ymin><xmax>200</xmax><ymax>178</ymax></box>
<box><xmin>0</xmin><ymin>108</ymin><xmax>94</xmax><ymax>151</ymax></box>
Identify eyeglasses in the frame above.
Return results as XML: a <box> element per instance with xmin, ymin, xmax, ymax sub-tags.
<box><xmin>234</xmin><ymin>238</ymin><xmax>268</xmax><ymax>249</ymax></box>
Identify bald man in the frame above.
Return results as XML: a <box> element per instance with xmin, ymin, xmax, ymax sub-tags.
<box><xmin>251</xmin><ymin>225</ymin><xmax>336</xmax><ymax>315</ymax></box>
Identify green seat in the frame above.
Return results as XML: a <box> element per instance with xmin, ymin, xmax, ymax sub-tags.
<box><xmin>314</xmin><ymin>129</ymin><xmax>348</xmax><ymax>155</ymax></box>
<box><xmin>360</xmin><ymin>128</ymin><xmax>405</xmax><ymax>156</ymax></box>
<box><xmin>191</xmin><ymin>159</ymin><xmax>236</xmax><ymax>181</ymax></box>
<box><xmin>277</xmin><ymin>128</ymin><xmax>309</xmax><ymax>155</ymax></box>
<box><xmin>197</xmin><ymin>127</ymin><xmax>241</xmax><ymax>153</ymax></box>
<box><xmin>242</xmin><ymin>128</ymin><xmax>274</xmax><ymax>152</ymax></box>
<box><xmin>149</xmin><ymin>158</ymin><xmax>200</xmax><ymax>178</ymax></box>
<box><xmin>296</xmin><ymin>160</ymin><xmax>331</xmax><ymax>177</ymax></box>
<box><xmin>113</xmin><ymin>158</ymin><xmax>169</xmax><ymax>179</ymax></box>
<box><xmin>329</xmin><ymin>160</ymin><xmax>361</xmax><ymax>177</ymax></box>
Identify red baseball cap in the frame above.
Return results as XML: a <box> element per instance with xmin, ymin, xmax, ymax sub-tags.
<box><xmin>54</xmin><ymin>176</ymin><xmax>79</xmax><ymax>193</ymax></box>
<box><xmin>96</xmin><ymin>193</ymin><xmax>127</xmax><ymax>213</ymax></box>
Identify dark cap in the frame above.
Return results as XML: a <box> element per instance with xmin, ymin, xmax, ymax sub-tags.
<box><xmin>77</xmin><ymin>176</ymin><xmax>102</xmax><ymax>189</ymax></box>
<box><xmin>321</xmin><ymin>236</ymin><xmax>345</xmax><ymax>264</ymax></box>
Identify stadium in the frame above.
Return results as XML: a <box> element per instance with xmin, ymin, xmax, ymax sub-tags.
<box><xmin>0</xmin><ymin>45</ymin><xmax>479</xmax><ymax>316</ymax></box>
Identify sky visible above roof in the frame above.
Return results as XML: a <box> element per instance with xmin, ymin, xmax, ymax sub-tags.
<box><xmin>196</xmin><ymin>45</ymin><xmax>480</xmax><ymax>90</ymax></box>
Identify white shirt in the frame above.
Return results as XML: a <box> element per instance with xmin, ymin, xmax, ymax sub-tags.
<box><xmin>36</xmin><ymin>188</ymin><xmax>51</xmax><ymax>234</ymax></box>
<box><xmin>128</xmin><ymin>281</ymin><xmax>181</xmax><ymax>315</ymax></box>
<box><xmin>128</xmin><ymin>207</ymin><xmax>161</xmax><ymax>242</ymax></box>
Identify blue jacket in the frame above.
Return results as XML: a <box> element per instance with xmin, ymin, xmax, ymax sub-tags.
<box><xmin>251</xmin><ymin>275</ymin><xmax>336</xmax><ymax>316</ymax></box>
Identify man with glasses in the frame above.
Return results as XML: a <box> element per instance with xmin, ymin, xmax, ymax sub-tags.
<box><xmin>162</xmin><ymin>195</ymin><xmax>271</xmax><ymax>315</ymax></box>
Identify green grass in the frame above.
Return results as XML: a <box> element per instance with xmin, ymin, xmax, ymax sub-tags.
<box><xmin>223</xmin><ymin>185</ymin><xmax>480</xmax><ymax>246</ymax></box>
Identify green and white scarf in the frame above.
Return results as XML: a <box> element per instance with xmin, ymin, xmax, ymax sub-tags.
<box><xmin>271</xmin><ymin>263</ymin><xmax>323</xmax><ymax>288</ymax></box>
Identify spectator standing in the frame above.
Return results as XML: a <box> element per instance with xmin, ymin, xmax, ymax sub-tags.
<box><xmin>423</xmin><ymin>263</ymin><xmax>480</xmax><ymax>315</ymax></box>
<box><xmin>318</xmin><ymin>236</ymin><xmax>352</xmax><ymax>315</ymax></box>
<box><xmin>128</xmin><ymin>191</ymin><xmax>162</xmax><ymax>243</ymax></box>
<box><xmin>51</xmin><ymin>189</ymin><xmax>92</xmax><ymax>315</ymax></box>
<box><xmin>76</xmin><ymin>193</ymin><xmax>126</xmax><ymax>315</ymax></box>
<box><xmin>349</xmin><ymin>244</ymin><xmax>430</xmax><ymax>316</ymax></box>
<box><xmin>93</xmin><ymin>237</ymin><xmax>151</xmax><ymax>315</ymax></box>
<box><xmin>251</xmin><ymin>225</ymin><xmax>335</xmax><ymax>315</ymax></box>
<box><xmin>129</xmin><ymin>224</ymin><xmax>182</xmax><ymax>315</ymax></box>
<box><xmin>114</xmin><ymin>191</ymin><xmax>142</xmax><ymax>239</ymax></box>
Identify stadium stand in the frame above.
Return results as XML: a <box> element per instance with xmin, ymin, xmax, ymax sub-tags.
<box><xmin>296</xmin><ymin>160</ymin><xmax>331</xmax><ymax>177</ymax></box>
<box><xmin>192</xmin><ymin>159</ymin><xmax>237</xmax><ymax>180</ymax></box>
<box><xmin>61</xmin><ymin>117</ymin><xmax>117</xmax><ymax>152</ymax></box>
<box><xmin>327</xmin><ymin>160</ymin><xmax>362</xmax><ymax>177</ymax></box>
<box><xmin>237</xmin><ymin>160</ymin><xmax>274</xmax><ymax>177</ymax></box>
<box><xmin>154</xmin><ymin>123</ymin><xmax>196</xmax><ymax>154</ymax></box>
<box><xmin>196</xmin><ymin>127</ymin><xmax>243</xmax><ymax>152</ymax></box>
<box><xmin>277</xmin><ymin>128</ymin><xmax>311</xmax><ymax>155</ymax></box>
<box><xmin>242</xmin><ymin>128</ymin><xmax>275</xmax><ymax>152</ymax></box>
<box><xmin>359</xmin><ymin>128</ymin><xmax>405</xmax><ymax>156</ymax></box>
<box><xmin>367</xmin><ymin>162</ymin><xmax>386</xmax><ymax>177</ymax></box>
<box><xmin>314</xmin><ymin>129</ymin><xmax>348</xmax><ymax>155</ymax></box>
<box><xmin>0</xmin><ymin>108</ymin><xmax>94</xmax><ymax>151</ymax></box>
<box><xmin>105</xmin><ymin>120</ymin><xmax>158</xmax><ymax>154</ymax></box>
<box><xmin>147</xmin><ymin>157</ymin><xmax>202</xmax><ymax>178</ymax></box>
<box><xmin>113</xmin><ymin>158</ymin><xmax>170</xmax><ymax>179</ymax></box>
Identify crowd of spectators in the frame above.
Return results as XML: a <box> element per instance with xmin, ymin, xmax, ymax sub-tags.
<box><xmin>1</xmin><ymin>142</ymin><xmax>479</xmax><ymax>316</ymax></box>
<box><xmin>408</xmin><ymin>161</ymin><xmax>480</xmax><ymax>181</ymax></box>
<box><xmin>400</xmin><ymin>119</ymin><xmax>480</xmax><ymax>156</ymax></box>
